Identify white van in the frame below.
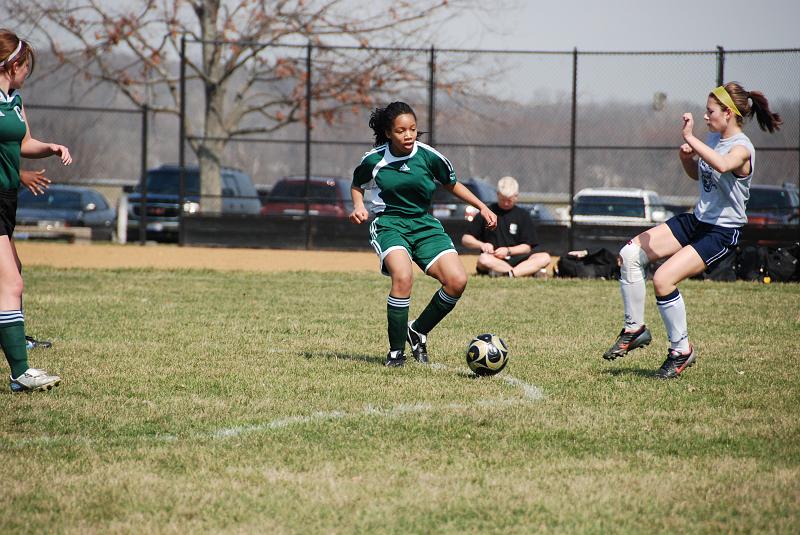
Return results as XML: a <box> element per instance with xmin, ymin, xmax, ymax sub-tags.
<box><xmin>572</xmin><ymin>187</ymin><xmax>673</xmax><ymax>226</ymax></box>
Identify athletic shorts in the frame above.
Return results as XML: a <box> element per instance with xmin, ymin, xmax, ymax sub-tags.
<box><xmin>369</xmin><ymin>213</ymin><xmax>457</xmax><ymax>276</ymax></box>
<box><xmin>476</xmin><ymin>253</ymin><xmax>531</xmax><ymax>274</ymax></box>
<box><xmin>666</xmin><ymin>212</ymin><xmax>741</xmax><ymax>268</ymax></box>
<box><xmin>0</xmin><ymin>188</ymin><xmax>18</xmax><ymax>237</ymax></box>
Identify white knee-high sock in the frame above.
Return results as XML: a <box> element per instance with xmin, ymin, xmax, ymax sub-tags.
<box><xmin>619</xmin><ymin>242</ymin><xmax>649</xmax><ymax>332</ymax></box>
<box><xmin>656</xmin><ymin>289</ymin><xmax>690</xmax><ymax>352</ymax></box>
<box><xmin>620</xmin><ymin>280</ymin><xmax>646</xmax><ymax>332</ymax></box>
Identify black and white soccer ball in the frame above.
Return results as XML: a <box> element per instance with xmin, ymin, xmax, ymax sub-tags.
<box><xmin>466</xmin><ymin>334</ymin><xmax>509</xmax><ymax>376</ymax></box>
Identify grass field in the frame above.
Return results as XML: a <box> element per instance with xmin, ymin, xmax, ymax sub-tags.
<box><xmin>2</xmin><ymin>266</ymin><xmax>799</xmax><ymax>533</ymax></box>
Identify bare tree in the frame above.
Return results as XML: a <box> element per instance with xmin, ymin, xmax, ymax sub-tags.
<box><xmin>10</xmin><ymin>0</ymin><xmax>484</xmax><ymax>211</ymax></box>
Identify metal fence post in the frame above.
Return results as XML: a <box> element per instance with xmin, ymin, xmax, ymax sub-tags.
<box><xmin>304</xmin><ymin>42</ymin><xmax>313</xmax><ymax>249</ymax></box>
<box><xmin>716</xmin><ymin>46</ymin><xmax>725</xmax><ymax>86</ymax></box>
<box><xmin>139</xmin><ymin>103</ymin><xmax>149</xmax><ymax>245</ymax></box>
<box><xmin>428</xmin><ymin>45</ymin><xmax>436</xmax><ymax>146</ymax></box>
<box><xmin>178</xmin><ymin>35</ymin><xmax>187</xmax><ymax>246</ymax></box>
<box><xmin>568</xmin><ymin>47</ymin><xmax>578</xmax><ymax>251</ymax></box>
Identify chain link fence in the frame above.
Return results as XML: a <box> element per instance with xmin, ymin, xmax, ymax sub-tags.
<box><xmin>178</xmin><ymin>43</ymin><xmax>798</xmax><ymax>210</ymax></box>
<box><xmin>25</xmin><ymin>43</ymin><xmax>799</xmax><ymax>247</ymax></box>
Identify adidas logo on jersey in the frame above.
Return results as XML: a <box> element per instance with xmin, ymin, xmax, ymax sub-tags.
<box><xmin>399</xmin><ymin>163</ymin><xmax>411</xmax><ymax>172</ymax></box>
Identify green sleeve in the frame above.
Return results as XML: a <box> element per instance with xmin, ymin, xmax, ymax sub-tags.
<box><xmin>428</xmin><ymin>149</ymin><xmax>457</xmax><ymax>186</ymax></box>
<box><xmin>352</xmin><ymin>152</ymin><xmax>378</xmax><ymax>189</ymax></box>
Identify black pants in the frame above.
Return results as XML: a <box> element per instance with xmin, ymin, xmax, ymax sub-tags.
<box><xmin>0</xmin><ymin>188</ymin><xmax>18</xmax><ymax>237</ymax></box>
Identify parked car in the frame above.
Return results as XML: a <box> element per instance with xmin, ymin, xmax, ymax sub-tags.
<box><xmin>261</xmin><ymin>176</ymin><xmax>353</xmax><ymax>218</ymax></box>
<box><xmin>17</xmin><ymin>185</ymin><xmax>117</xmax><ymax>241</ymax></box>
<box><xmin>571</xmin><ymin>187</ymin><xmax>673</xmax><ymax>226</ymax></box>
<box><xmin>127</xmin><ymin>164</ymin><xmax>261</xmax><ymax>241</ymax></box>
<box><xmin>431</xmin><ymin>177</ymin><xmax>496</xmax><ymax>221</ymax></box>
<box><xmin>747</xmin><ymin>183</ymin><xmax>799</xmax><ymax>226</ymax></box>
<box><xmin>518</xmin><ymin>202</ymin><xmax>560</xmax><ymax>224</ymax></box>
<box><xmin>255</xmin><ymin>185</ymin><xmax>272</xmax><ymax>207</ymax></box>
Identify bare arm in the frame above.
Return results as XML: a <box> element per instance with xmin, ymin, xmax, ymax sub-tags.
<box><xmin>461</xmin><ymin>233</ymin><xmax>492</xmax><ymax>253</ymax></box>
<box><xmin>349</xmin><ymin>186</ymin><xmax>369</xmax><ymax>224</ymax></box>
<box><xmin>682</xmin><ymin>113</ymin><xmax>749</xmax><ymax>174</ymax></box>
<box><xmin>19</xmin><ymin>105</ymin><xmax>72</xmax><ymax>164</ymax></box>
<box><xmin>445</xmin><ymin>182</ymin><xmax>497</xmax><ymax>230</ymax></box>
<box><xmin>462</xmin><ymin>230</ymin><xmax>530</xmax><ymax>258</ymax></box>
<box><xmin>501</xmin><ymin>242</ymin><xmax>532</xmax><ymax>257</ymax></box>
<box><xmin>678</xmin><ymin>144</ymin><xmax>699</xmax><ymax>180</ymax></box>
<box><xmin>489</xmin><ymin>242</ymin><xmax>531</xmax><ymax>260</ymax></box>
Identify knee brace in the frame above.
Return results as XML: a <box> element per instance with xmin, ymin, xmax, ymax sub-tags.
<box><xmin>619</xmin><ymin>242</ymin><xmax>649</xmax><ymax>283</ymax></box>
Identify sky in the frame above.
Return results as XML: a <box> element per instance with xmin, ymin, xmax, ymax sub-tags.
<box><xmin>437</xmin><ymin>0</ymin><xmax>800</xmax><ymax>52</ymax></box>
<box><xmin>423</xmin><ymin>0</ymin><xmax>800</xmax><ymax>105</ymax></box>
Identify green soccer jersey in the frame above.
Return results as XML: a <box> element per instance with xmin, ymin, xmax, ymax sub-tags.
<box><xmin>352</xmin><ymin>141</ymin><xmax>457</xmax><ymax>217</ymax></box>
<box><xmin>0</xmin><ymin>90</ymin><xmax>26</xmax><ymax>190</ymax></box>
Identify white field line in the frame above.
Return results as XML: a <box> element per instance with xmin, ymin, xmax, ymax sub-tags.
<box><xmin>7</xmin><ymin>362</ymin><xmax>545</xmax><ymax>446</ymax></box>
<box><xmin>211</xmin><ymin>363</ymin><xmax>544</xmax><ymax>440</ymax></box>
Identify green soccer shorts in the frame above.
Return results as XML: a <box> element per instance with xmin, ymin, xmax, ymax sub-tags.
<box><xmin>369</xmin><ymin>213</ymin><xmax>457</xmax><ymax>276</ymax></box>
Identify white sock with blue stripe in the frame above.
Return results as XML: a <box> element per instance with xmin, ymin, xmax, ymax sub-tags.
<box><xmin>656</xmin><ymin>289</ymin><xmax>690</xmax><ymax>353</ymax></box>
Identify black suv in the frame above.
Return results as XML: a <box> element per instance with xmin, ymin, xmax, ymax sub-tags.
<box><xmin>127</xmin><ymin>164</ymin><xmax>261</xmax><ymax>241</ymax></box>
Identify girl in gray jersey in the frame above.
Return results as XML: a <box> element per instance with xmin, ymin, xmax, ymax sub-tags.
<box><xmin>603</xmin><ymin>82</ymin><xmax>782</xmax><ymax>379</ymax></box>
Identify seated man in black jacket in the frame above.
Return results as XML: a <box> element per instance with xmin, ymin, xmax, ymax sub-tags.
<box><xmin>461</xmin><ymin>176</ymin><xmax>551</xmax><ymax>278</ymax></box>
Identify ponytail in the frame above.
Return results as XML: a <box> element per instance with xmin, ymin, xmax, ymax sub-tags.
<box><xmin>715</xmin><ymin>82</ymin><xmax>782</xmax><ymax>133</ymax></box>
<box><xmin>747</xmin><ymin>90</ymin><xmax>782</xmax><ymax>133</ymax></box>
<box><xmin>368</xmin><ymin>101</ymin><xmax>417</xmax><ymax>147</ymax></box>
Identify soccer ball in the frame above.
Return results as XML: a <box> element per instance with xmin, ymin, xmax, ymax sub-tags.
<box><xmin>466</xmin><ymin>334</ymin><xmax>509</xmax><ymax>376</ymax></box>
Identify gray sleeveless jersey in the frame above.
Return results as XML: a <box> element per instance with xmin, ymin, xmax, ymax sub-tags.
<box><xmin>693</xmin><ymin>132</ymin><xmax>755</xmax><ymax>227</ymax></box>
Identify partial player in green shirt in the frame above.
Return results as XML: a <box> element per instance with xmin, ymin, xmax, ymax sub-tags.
<box><xmin>0</xmin><ymin>30</ymin><xmax>73</xmax><ymax>392</ymax></box>
<box><xmin>350</xmin><ymin>101</ymin><xmax>497</xmax><ymax>367</ymax></box>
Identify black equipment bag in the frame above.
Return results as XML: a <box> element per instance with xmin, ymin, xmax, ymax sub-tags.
<box><xmin>736</xmin><ymin>245</ymin><xmax>767</xmax><ymax>281</ymax></box>
<box><xmin>765</xmin><ymin>246</ymin><xmax>798</xmax><ymax>282</ymax></box>
<box><xmin>789</xmin><ymin>243</ymin><xmax>800</xmax><ymax>281</ymax></box>
<box><xmin>557</xmin><ymin>248</ymin><xmax>619</xmax><ymax>279</ymax></box>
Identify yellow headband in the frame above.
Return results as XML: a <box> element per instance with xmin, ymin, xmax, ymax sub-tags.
<box><xmin>711</xmin><ymin>86</ymin><xmax>742</xmax><ymax>117</ymax></box>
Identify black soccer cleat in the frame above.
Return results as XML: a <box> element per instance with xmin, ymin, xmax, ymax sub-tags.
<box><xmin>603</xmin><ymin>325</ymin><xmax>652</xmax><ymax>360</ymax></box>
<box><xmin>406</xmin><ymin>321</ymin><xmax>429</xmax><ymax>364</ymax></box>
<box><xmin>385</xmin><ymin>350</ymin><xmax>406</xmax><ymax>368</ymax></box>
<box><xmin>26</xmin><ymin>335</ymin><xmax>53</xmax><ymax>350</ymax></box>
<box><xmin>656</xmin><ymin>346</ymin><xmax>696</xmax><ymax>379</ymax></box>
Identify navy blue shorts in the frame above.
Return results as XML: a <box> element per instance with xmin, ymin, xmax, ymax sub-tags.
<box><xmin>666</xmin><ymin>212</ymin><xmax>740</xmax><ymax>268</ymax></box>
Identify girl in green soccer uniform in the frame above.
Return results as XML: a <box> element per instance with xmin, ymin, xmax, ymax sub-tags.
<box><xmin>351</xmin><ymin>102</ymin><xmax>497</xmax><ymax>367</ymax></box>
<box><xmin>0</xmin><ymin>29</ymin><xmax>72</xmax><ymax>391</ymax></box>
